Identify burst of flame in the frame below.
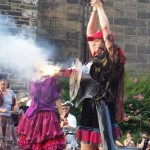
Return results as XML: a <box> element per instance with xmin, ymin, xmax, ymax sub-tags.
<box><xmin>41</xmin><ymin>65</ymin><xmax>61</xmax><ymax>76</ymax></box>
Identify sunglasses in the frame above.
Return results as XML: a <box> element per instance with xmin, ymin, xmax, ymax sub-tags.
<box><xmin>63</xmin><ymin>108</ymin><xmax>69</xmax><ymax>110</ymax></box>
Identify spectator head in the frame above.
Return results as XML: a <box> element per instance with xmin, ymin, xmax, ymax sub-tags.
<box><xmin>126</xmin><ymin>131</ymin><xmax>132</xmax><ymax>139</ymax></box>
<box><xmin>0</xmin><ymin>74</ymin><xmax>8</xmax><ymax>89</ymax></box>
<box><xmin>141</xmin><ymin>132</ymin><xmax>148</xmax><ymax>139</ymax></box>
<box><xmin>62</xmin><ymin>101</ymin><xmax>74</xmax><ymax>115</ymax></box>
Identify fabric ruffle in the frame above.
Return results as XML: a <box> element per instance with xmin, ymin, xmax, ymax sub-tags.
<box><xmin>17</xmin><ymin>111</ymin><xmax>65</xmax><ymax>150</ymax></box>
<box><xmin>18</xmin><ymin>135</ymin><xmax>65</xmax><ymax>150</ymax></box>
<box><xmin>76</xmin><ymin>124</ymin><xmax>121</xmax><ymax>145</ymax></box>
<box><xmin>76</xmin><ymin>126</ymin><xmax>102</xmax><ymax>145</ymax></box>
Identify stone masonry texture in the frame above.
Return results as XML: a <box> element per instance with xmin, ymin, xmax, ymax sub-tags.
<box><xmin>0</xmin><ymin>0</ymin><xmax>150</xmax><ymax>95</ymax></box>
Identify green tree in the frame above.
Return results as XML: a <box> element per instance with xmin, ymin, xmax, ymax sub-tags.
<box><xmin>119</xmin><ymin>72</ymin><xmax>150</xmax><ymax>143</ymax></box>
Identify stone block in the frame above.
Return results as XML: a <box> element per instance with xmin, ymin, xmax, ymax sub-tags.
<box><xmin>20</xmin><ymin>5</ymin><xmax>31</xmax><ymax>9</ymax></box>
<box><xmin>22</xmin><ymin>9</ymin><xmax>38</xmax><ymax>18</ymax></box>
<box><xmin>113</xmin><ymin>1</ymin><xmax>125</xmax><ymax>9</ymax></box>
<box><xmin>105</xmin><ymin>8</ymin><xmax>124</xmax><ymax>18</ymax></box>
<box><xmin>125</xmin><ymin>36</ymin><xmax>137</xmax><ymax>45</ymax></box>
<box><xmin>66</xmin><ymin>31</ymin><xmax>79</xmax><ymax>40</ymax></box>
<box><xmin>136</xmin><ymin>36</ymin><xmax>148</xmax><ymax>46</ymax></box>
<box><xmin>0</xmin><ymin>5</ymin><xmax>11</xmax><ymax>10</ymax></box>
<box><xmin>65</xmin><ymin>21</ymin><xmax>82</xmax><ymax>31</ymax></box>
<box><xmin>125</xmin><ymin>27</ymin><xmax>136</xmax><ymax>35</ymax></box>
<box><xmin>147</xmin><ymin>55</ymin><xmax>150</xmax><ymax>64</ymax></box>
<box><xmin>7</xmin><ymin>0</ymin><xmax>21</xmax><ymax>3</ymax></box>
<box><xmin>124</xmin><ymin>2</ymin><xmax>137</xmax><ymax>10</ymax></box>
<box><xmin>126</xmin><ymin>63</ymin><xmax>150</xmax><ymax>72</ymax></box>
<box><xmin>137</xmin><ymin>11</ymin><xmax>150</xmax><ymax>19</ymax></box>
<box><xmin>137</xmin><ymin>46</ymin><xmax>150</xmax><ymax>54</ymax></box>
<box><xmin>67</xmin><ymin>0</ymin><xmax>78</xmax><ymax>4</ymax></box>
<box><xmin>53</xmin><ymin>20</ymin><xmax>66</xmax><ymax>29</ymax></box>
<box><xmin>11</xmin><ymin>3</ymin><xmax>20</xmax><ymax>9</ymax></box>
<box><xmin>147</xmin><ymin>4</ymin><xmax>150</xmax><ymax>10</ymax></box>
<box><xmin>125</xmin><ymin>44</ymin><xmax>137</xmax><ymax>53</ymax></box>
<box><xmin>54</xmin><ymin>39</ymin><xmax>66</xmax><ymax>48</ymax></box>
<box><xmin>65</xmin><ymin>40</ymin><xmax>74</xmax><ymax>48</ymax></box>
<box><xmin>16</xmin><ymin>20</ymin><xmax>29</xmax><ymax>25</ymax></box>
<box><xmin>9</xmin><ymin>79</ymin><xmax>18</xmax><ymax>85</ymax></box>
<box><xmin>104</xmin><ymin>1</ymin><xmax>113</xmax><ymax>7</ymax></box>
<box><xmin>124</xmin><ymin>0</ymin><xmax>137</xmax><ymax>2</ymax></box>
<box><xmin>55</xmin><ymin>3</ymin><xmax>66</xmax><ymax>12</ymax></box>
<box><xmin>136</xmin><ymin>19</ymin><xmax>148</xmax><ymax>27</ymax></box>
<box><xmin>137</xmin><ymin>27</ymin><xmax>149</xmax><ymax>36</ymax></box>
<box><xmin>40</xmin><ymin>2</ymin><xmax>54</xmax><ymax>10</ymax></box>
<box><xmin>21</xmin><ymin>17</ymin><xmax>29</xmax><ymax>21</ymax></box>
<box><xmin>67</xmin><ymin>13</ymin><xmax>81</xmax><ymax>22</ymax></box>
<box><xmin>115</xmin><ymin>35</ymin><xmax>125</xmax><ymax>44</ymax></box>
<box><xmin>114</xmin><ymin>18</ymin><xmax>136</xmax><ymax>26</ymax></box>
<box><xmin>137</xmin><ymin>0</ymin><xmax>150</xmax><ymax>3</ymax></box>
<box><xmin>47</xmin><ymin>29</ymin><xmax>66</xmax><ymax>39</ymax></box>
<box><xmin>148</xmin><ymin>21</ymin><xmax>150</xmax><ymax>28</ymax></box>
<box><xmin>23</xmin><ymin>0</ymin><xmax>38</xmax><ymax>6</ymax></box>
<box><xmin>0</xmin><ymin>0</ymin><xmax>6</xmax><ymax>4</ymax></box>
<box><xmin>124</xmin><ymin>10</ymin><xmax>137</xmax><ymax>19</ymax></box>
<box><xmin>6</xmin><ymin>11</ymin><xmax>22</xmax><ymax>16</ymax></box>
<box><xmin>110</xmin><ymin>25</ymin><xmax>124</xmax><ymax>35</ymax></box>
<box><xmin>137</xmin><ymin>54</ymin><xmax>148</xmax><ymax>63</ymax></box>
<box><xmin>125</xmin><ymin>53</ymin><xmax>138</xmax><ymax>63</ymax></box>
<box><xmin>148</xmin><ymin>37</ymin><xmax>150</xmax><ymax>45</ymax></box>
<box><xmin>137</xmin><ymin>2</ymin><xmax>148</xmax><ymax>11</ymax></box>
<box><xmin>55</xmin><ymin>3</ymin><xmax>81</xmax><ymax>14</ymax></box>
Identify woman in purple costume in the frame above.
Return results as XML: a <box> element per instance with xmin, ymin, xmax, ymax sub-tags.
<box><xmin>17</xmin><ymin>67</ymin><xmax>66</xmax><ymax>150</ymax></box>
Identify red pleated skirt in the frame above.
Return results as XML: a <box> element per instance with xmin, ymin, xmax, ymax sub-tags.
<box><xmin>17</xmin><ymin>111</ymin><xmax>65</xmax><ymax>150</ymax></box>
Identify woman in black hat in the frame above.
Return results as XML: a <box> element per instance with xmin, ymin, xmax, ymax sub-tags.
<box><xmin>0</xmin><ymin>74</ymin><xmax>17</xmax><ymax>149</ymax></box>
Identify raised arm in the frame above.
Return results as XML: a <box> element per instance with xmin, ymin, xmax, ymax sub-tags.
<box><xmin>95</xmin><ymin>0</ymin><xmax>114</xmax><ymax>54</ymax></box>
<box><xmin>88</xmin><ymin>0</ymin><xmax>114</xmax><ymax>57</ymax></box>
<box><xmin>87</xmin><ymin>6</ymin><xmax>97</xmax><ymax>55</ymax></box>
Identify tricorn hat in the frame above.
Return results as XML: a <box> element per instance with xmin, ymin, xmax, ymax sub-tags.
<box><xmin>62</xmin><ymin>101</ymin><xmax>74</xmax><ymax>107</ymax></box>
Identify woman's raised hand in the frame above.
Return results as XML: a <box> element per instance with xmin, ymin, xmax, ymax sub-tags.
<box><xmin>90</xmin><ymin>0</ymin><xmax>103</xmax><ymax>8</ymax></box>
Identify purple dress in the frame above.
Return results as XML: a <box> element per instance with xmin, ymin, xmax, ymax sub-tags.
<box><xmin>17</xmin><ymin>76</ymin><xmax>65</xmax><ymax>150</ymax></box>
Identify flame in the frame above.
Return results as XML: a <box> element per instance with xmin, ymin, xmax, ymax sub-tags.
<box><xmin>41</xmin><ymin>65</ymin><xmax>61</xmax><ymax>76</ymax></box>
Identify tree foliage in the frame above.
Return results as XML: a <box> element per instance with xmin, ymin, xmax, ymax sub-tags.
<box><xmin>119</xmin><ymin>72</ymin><xmax>150</xmax><ymax>142</ymax></box>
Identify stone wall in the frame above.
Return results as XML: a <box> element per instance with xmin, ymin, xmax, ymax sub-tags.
<box><xmin>0</xmin><ymin>0</ymin><xmax>150</xmax><ymax>95</ymax></box>
<box><xmin>103</xmin><ymin>0</ymin><xmax>150</xmax><ymax>72</ymax></box>
<box><xmin>0</xmin><ymin>0</ymin><xmax>38</xmax><ymax>37</ymax></box>
<box><xmin>0</xmin><ymin>0</ymin><xmax>39</xmax><ymax>96</ymax></box>
<box><xmin>37</xmin><ymin>0</ymin><xmax>84</xmax><ymax>62</ymax></box>
<box><xmin>37</xmin><ymin>0</ymin><xmax>150</xmax><ymax>71</ymax></box>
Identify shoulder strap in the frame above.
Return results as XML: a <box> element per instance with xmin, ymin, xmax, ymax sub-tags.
<box><xmin>0</xmin><ymin>92</ymin><xmax>4</xmax><ymax>106</ymax></box>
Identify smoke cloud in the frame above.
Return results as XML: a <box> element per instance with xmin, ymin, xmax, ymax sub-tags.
<box><xmin>0</xmin><ymin>15</ymin><xmax>55</xmax><ymax>79</ymax></box>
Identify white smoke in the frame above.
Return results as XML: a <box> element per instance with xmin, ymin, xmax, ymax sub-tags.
<box><xmin>0</xmin><ymin>15</ymin><xmax>54</xmax><ymax>79</ymax></box>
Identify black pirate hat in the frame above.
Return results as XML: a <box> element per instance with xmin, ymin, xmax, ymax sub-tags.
<box><xmin>0</xmin><ymin>74</ymin><xmax>7</xmax><ymax>80</ymax></box>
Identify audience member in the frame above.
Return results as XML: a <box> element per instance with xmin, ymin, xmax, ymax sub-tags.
<box><xmin>123</xmin><ymin>131</ymin><xmax>135</xmax><ymax>147</ymax></box>
<box><xmin>60</xmin><ymin>101</ymin><xmax>78</xmax><ymax>150</ymax></box>
<box><xmin>137</xmin><ymin>132</ymin><xmax>150</xmax><ymax>150</ymax></box>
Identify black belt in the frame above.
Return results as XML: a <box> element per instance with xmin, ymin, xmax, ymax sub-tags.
<box><xmin>66</xmin><ymin>133</ymin><xmax>73</xmax><ymax>135</ymax></box>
